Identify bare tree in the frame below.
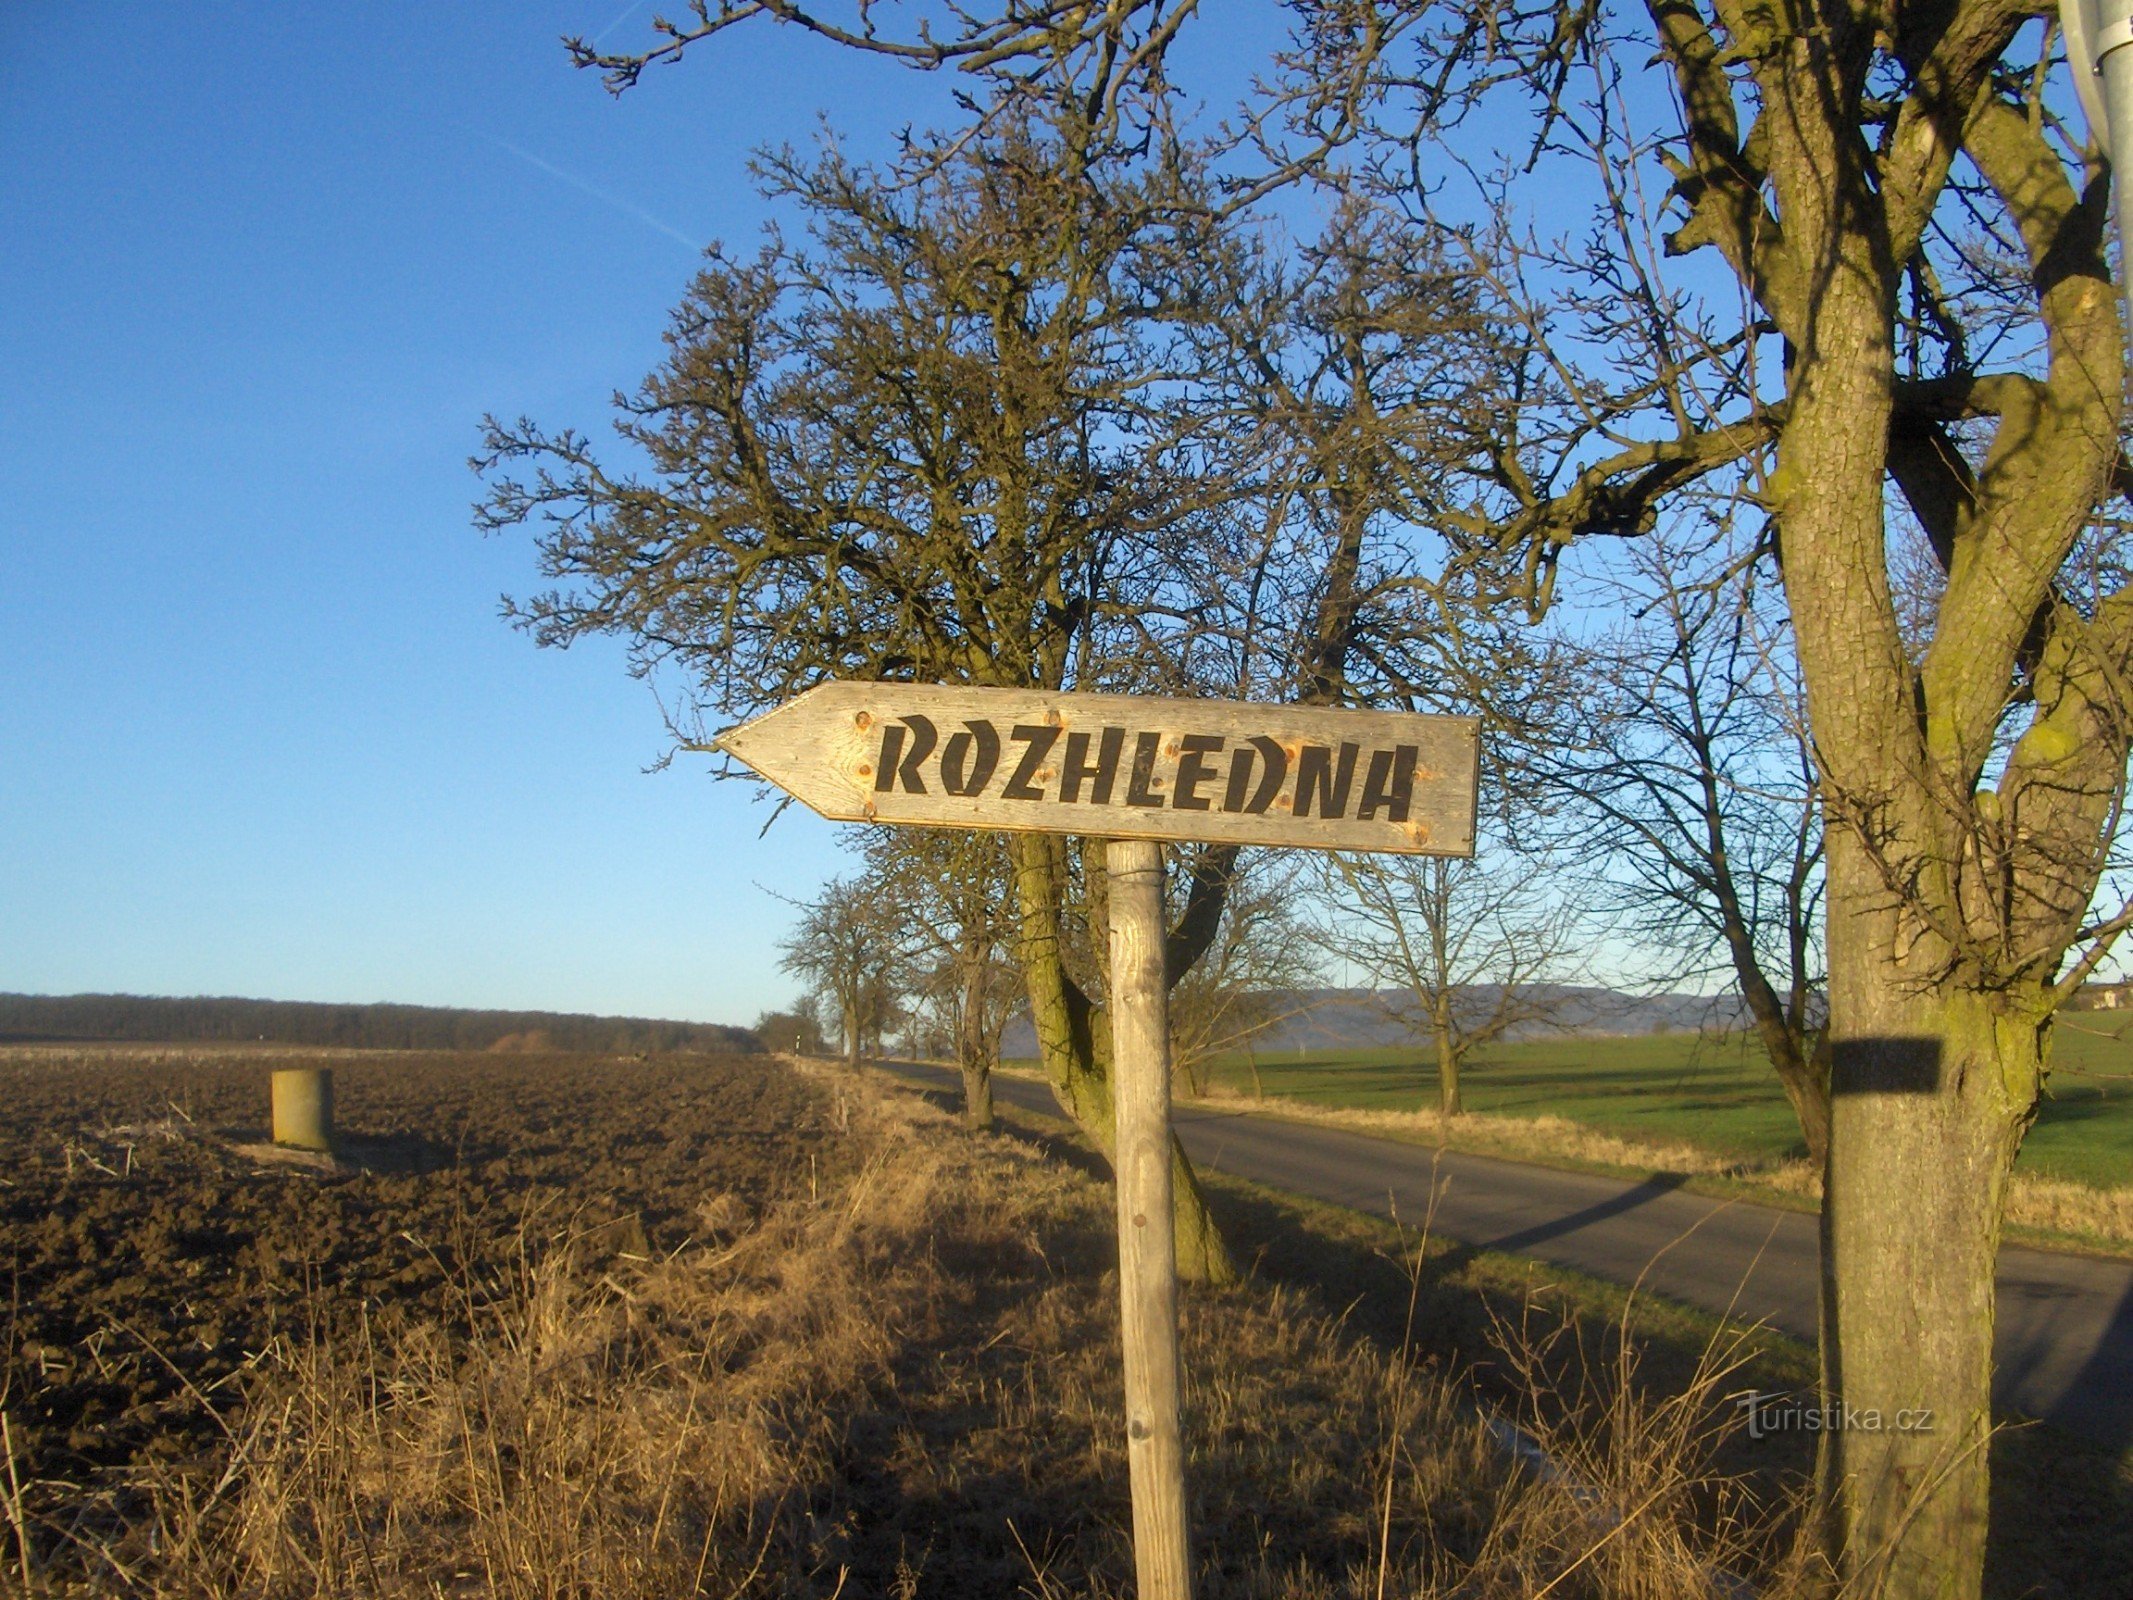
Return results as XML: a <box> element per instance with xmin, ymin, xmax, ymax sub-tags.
<box><xmin>859</xmin><ymin>828</ymin><xmax>1020</xmax><ymax>1130</ymax></box>
<box><xmin>1279</xmin><ymin>8</ymin><xmax>2133</xmax><ymax>1587</ymax></box>
<box><xmin>1183</xmin><ymin>191</ymin><xmax>1539</xmax><ymax>709</ymax></box>
<box><xmin>1542</xmin><ymin>520</ymin><xmax>1830</xmax><ymax>1162</ymax></box>
<box><xmin>1165</xmin><ymin>857</ymin><xmax>1320</xmax><ymax>1095</ymax></box>
<box><xmin>753</xmin><ymin>999</ymin><xmax>829</xmax><ymax>1056</ymax></box>
<box><xmin>776</xmin><ymin>876</ymin><xmax>902</xmax><ymax>1070</ymax></box>
<box><xmin>478</xmin><ymin>85</ymin><xmax>1277</xmax><ymax>1281</ymax></box>
<box><xmin>1316</xmin><ymin>849</ymin><xmax>1581</xmax><ymax>1115</ymax></box>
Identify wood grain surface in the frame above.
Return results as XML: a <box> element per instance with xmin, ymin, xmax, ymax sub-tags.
<box><xmin>714</xmin><ymin>682</ymin><xmax>1479</xmax><ymax>856</ymax></box>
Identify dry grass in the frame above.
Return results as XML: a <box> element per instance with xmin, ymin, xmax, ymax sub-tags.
<box><xmin>1209</xmin><ymin>1092</ymin><xmax>2133</xmax><ymax>1248</ymax></box>
<box><xmin>1687</xmin><ymin>1142</ymin><xmax>2133</xmax><ymax>1247</ymax></box>
<box><xmin>1999</xmin><ymin>1173</ymin><xmax>2133</xmax><ymax>1241</ymax></box>
<box><xmin>36</xmin><ymin>1064</ymin><xmax>1848</xmax><ymax>1599</ymax></box>
<box><xmin>117</xmin><ymin>1082</ymin><xmax>957</xmax><ymax>1598</ymax></box>
<box><xmin>1198</xmin><ymin>1094</ymin><xmax>1783</xmax><ymax>1183</ymax></box>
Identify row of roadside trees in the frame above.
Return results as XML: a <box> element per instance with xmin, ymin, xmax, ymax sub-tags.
<box><xmin>765</xmin><ymin>826</ymin><xmax>1603</xmax><ymax>1124</ymax></box>
<box><xmin>482</xmin><ymin>5</ymin><xmax>2133</xmax><ymax>1593</ymax></box>
<box><xmin>764</xmin><ymin>837</ymin><xmax>1318</xmax><ymax>1119</ymax></box>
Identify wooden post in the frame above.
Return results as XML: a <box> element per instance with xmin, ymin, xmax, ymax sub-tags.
<box><xmin>1106</xmin><ymin>837</ymin><xmax>1192</xmax><ymax>1600</ymax></box>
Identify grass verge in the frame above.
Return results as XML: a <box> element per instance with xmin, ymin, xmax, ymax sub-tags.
<box><xmin>1193</xmin><ymin>1161</ymin><xmax>2133</xmax><ymax>1600</ymax></box>
<box><xmin>1191</xmin><ymin>1027</ymin><xmax>2133</xmax><ymax>1188</ymax></box>
<box><xmin>1176</xmin><ymin>1085</ymin><xmax>2133</xmax><ymax>1259</ymax></box>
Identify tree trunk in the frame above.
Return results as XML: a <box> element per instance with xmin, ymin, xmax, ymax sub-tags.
<box><xmin>960</xmin><ymin>1056</ymin><xmax>995</xmax><ymax>1131</ymax></box>
<box><xmin>1011</xmin><ymin>832</ymin><xmax>1236</xmax><ymax>1285</ymax></box>
<box><xmin>1730</xmin><ymin>923</ymin><xmax>1833</xmax><ymax>1168</ymax></box>
<box><xmin>958</xmin><ymin>947</ymin><xmax>994</xmax><ymax>1132</ymax></box>
<box><xmin>1773</xmin><ymin>1037</ymin><xmax>1833</xmax><ymax>1173</ymax></box>
<box><xmin>1819</xmin><ymin>842</ymin><xmax>2035</xmax><ymax>1599</ymax></box>
<box><xmin>1434</xmin><ymin>1026</ymin><xmax>1462</xmax><ymax>1117</ymax></box>
<box><xmin>1748</xmin><ymin>1013</ymin><xmax>1834</xmax><ymax>1201</ymax></box>
<box><xmin>1750</xmin><ymin>87</ymin><xmax>2022</xmax><ymax>1582</ymax></box>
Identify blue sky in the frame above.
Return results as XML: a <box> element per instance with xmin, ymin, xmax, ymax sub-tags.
<box><xmin>0</xmin><ymin>5</ymin><xmax>1756</xmax><ymax>1027</ymax></box>
<box><xmin>0</xmin><ymin>4</ymin><xmax>1019</xmax><ymax>1025</ymax></box>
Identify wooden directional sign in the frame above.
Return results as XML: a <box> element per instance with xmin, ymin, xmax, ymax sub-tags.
<box><xmin>719</xmin><ymin>677</ymin><xmax>1480</xmax><ymax>1600</ymax></box>
<box><xmin>714</xmin><ymin>681</ymin><xmax>1479</xmax><ymax>856</ymax></box>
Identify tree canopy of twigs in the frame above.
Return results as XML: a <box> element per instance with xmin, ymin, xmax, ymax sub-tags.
<box><xmin>1539</xmin><ymin>520</ymin><xmax>1829</xmax><ymax>1162</ymax></box>
<box><xmin>478</xmin><ymin>78</ymin><xmax>1271</xmax><ymax>1281</ymax></box>
<box><xmin>776</xmin><ymin>875</ymin><xmax>902</xmax><ymax>1068</ymax></box>
<box><xmin>856</xmin><ymin>826</ymin><xmax>1021</xmax><ymax>1128</ymax></box>
<box><xmin>1315</xmin><ymin>847</ymin><xmax>1586</xmax><ymax>1116</ymax></box>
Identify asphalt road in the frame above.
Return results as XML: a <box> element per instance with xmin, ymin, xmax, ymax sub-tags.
<box><xmin>880</xmin><ymin>1060</ymin><xmax>2133</xmax><ymax>1450</ymax></box>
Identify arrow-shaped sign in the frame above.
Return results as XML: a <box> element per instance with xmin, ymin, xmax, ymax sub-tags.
<box><xmin>714</xmin><ymin>681</ymin><xmax>1478</xmax><ymax>856</ymax></box>
<box><xmin>720</xmin><ymin>679</ymin><xmax>1479</xmax><ymax>1600</ymax></box>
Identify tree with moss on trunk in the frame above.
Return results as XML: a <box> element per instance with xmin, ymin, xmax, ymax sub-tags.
<box><xmin>1290</xmin><ymin>8</ymin><xmax>2133</xmax><ymax>1591</ymax></box>
<box><xmin>478</xmin><ymin>68</ymin><xmax>1285</xmax><ymax>1281</ymax></box>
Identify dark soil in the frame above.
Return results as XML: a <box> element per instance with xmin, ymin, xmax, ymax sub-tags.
<box><xmin>0</xmin><ymin>1049</ymin><xmax>833</xmax><ymax>1507</ymax></box>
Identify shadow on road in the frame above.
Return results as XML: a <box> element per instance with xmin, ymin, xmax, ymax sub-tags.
<box><xmin>1388</xmin><ymin>1171</ymin><xmax>1696</xmax><ymax>1297</ymax></box>
<box><xmin>1476</xmin><ymin>1171</ymin><xmax>1692</xmax><ymax>1257</ymax></box>
<box><xmin>2052</xmin><ymin>1275</ymin><xmax>2133</xmax><ymax>1452</ymax></box>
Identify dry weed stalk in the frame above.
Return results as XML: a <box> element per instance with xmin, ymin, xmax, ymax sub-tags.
<box><xmin>1469</xmin><ymin>1286</ymin><xmax>1819</xmax><ymax>1599</ymax></box>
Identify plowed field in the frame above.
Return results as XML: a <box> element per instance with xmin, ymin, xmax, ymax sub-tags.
<box><xmin>0</xmin><ymin>1048</ymin><xmax>831</xmax><ymax>1533</ymax></box>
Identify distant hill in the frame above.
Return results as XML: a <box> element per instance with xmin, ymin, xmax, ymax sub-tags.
<box><xmin>0</xmin><ymin>992</ymin><xmax>760</xmax><ymax>1056</ymax></box>
<box><xmin>1001</xmin><ymin>984</ymin><xmax>1750</xmax><ymax>1058</ymax></box>
<box><xmin>1245</xmin><ymin>985</ymin><xmax>1751</xmax><ymax>1051</ymax></box>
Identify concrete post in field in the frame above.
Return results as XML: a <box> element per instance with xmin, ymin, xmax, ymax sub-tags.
<box><xmin>271</xmin><ymin>1068</ymin><xmax>334</xmax><ymax>1152</ymax></box>
<box><xmin>1106</xmin><ymin>837</ymin><xmax>1192</xmax><ymax>1600</ymax></box>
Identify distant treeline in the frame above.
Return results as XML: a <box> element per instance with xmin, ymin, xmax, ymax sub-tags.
<box><xmin>0</xmin><ymin>992</ymin><xmax>760</xmax><ymax>1055</ymax></box>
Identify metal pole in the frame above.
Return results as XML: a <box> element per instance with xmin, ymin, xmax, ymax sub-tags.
<box><xmin>1105</xmin><ymin>837</ymin><xmax>1193</xmax><ymax>1600</ymax></box>
<box><xmin>2100</xmin><ymin>4</ymin><xmax>2133</xmax><ymax>341</ymax></box>
<box><xmin>2064</xmin><ymin>0</ymin><xmax>2133</xmax><ymax>332</ymax></box>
